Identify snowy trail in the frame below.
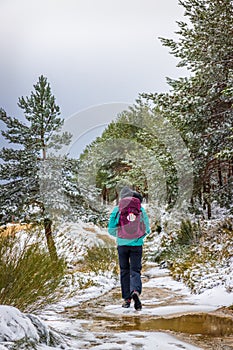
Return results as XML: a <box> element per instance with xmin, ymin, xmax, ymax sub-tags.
<box><xmin>1</xmin><ymin>224</ymin><xmax>232</xmax><ymax>349</ymax></box>
<box><xmin>41</xmin><ymin>264</ymin><xmax>233</xmax><ymax>349</ymax></box>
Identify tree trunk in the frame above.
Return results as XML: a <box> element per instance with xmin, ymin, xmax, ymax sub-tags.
<box><xmin>228</xmin><ymin>159</ymin><xmax>232</xmax><ymax>179</ymax></box>
<box><xmin>218</xmin><ymin>161</ymin><xmax>223</xmax><ymax>187</ymax></box>
<box><xmin>44</xmin><ymin>218</ymin><xmax>58</xmax><ymax>261</ymax></box>
<box><xmin>198</xmin><ymin>188</ymin><xmax>202</xmax><ymax>205</ymax></box>
<box><xmin>207</xmin><ymin>201</ymin><xmax>211</xmax><ymax>220</ymax></box>
<box><xmin>203</xmin><ymin>180</ymin><xmax>211</xmax><ymax>219</ymax></box>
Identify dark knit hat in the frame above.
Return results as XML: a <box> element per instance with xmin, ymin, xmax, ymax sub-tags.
<box><xmin>132</xmin><ymin>191</ymin><xmax>143</xmax><ymax>203</ymax></box>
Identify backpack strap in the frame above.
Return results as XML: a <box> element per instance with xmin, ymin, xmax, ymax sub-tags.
<box><xmin>114</xmin><ymin>209</ymin><xmax>120</xmax><ymax>223</ymax></box>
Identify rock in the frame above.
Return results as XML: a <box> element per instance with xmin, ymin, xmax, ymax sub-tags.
<box><xmin>0</xmin><ymin>305</ymin><xmax>65</xmax><ymax>348</ymax></box>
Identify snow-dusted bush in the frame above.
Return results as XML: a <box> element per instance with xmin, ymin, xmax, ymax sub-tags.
<box><xmin>0</xmin><ymin>305</ymin><xmax>64</xmax><ymax>348</ymax></box>
<box><xmin>146</xmin><ymin>214</ymin><xmax>233</xmax><ymax>297</ymax></box>
<box><xmin>0</xmin><ymin>226</ymin><xmax>66</xmax><ymax>312</ymax></box>
<box><xmin>169</xmin><ymin>218</ymin><xmax>233</xmax><ymax>294</ymax></box>
<box><xmin>84</xmin><ymin>245</ymin><xmax>119</xmax><ymax>275</ymax></box>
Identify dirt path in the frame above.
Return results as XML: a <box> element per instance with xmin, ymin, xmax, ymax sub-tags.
<box><xmin>61</xmin><ymin>264</ymin><xmax>233</xmax><ymax>349</ymax></box>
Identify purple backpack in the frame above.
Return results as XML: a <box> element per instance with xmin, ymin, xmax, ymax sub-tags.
<box><xmin>117</xmin><ymin>197</ymin><xmax>145</xmax><ymax>239</ymax></box>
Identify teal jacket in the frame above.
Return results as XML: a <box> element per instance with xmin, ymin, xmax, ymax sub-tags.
<box><xmin>108</xmin><ymin>206</ymin><xmax>150</xmax><ymax>246</ymax></box>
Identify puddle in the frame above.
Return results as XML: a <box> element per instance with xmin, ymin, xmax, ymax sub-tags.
<box><xmin>63</xmin><ymin>276</ymin><xmax>233</xmax><ymax>348</ymax></box>
<box><xmin>107</xmin><ymin>313</ymin><xmax>233</xmax><ymax>337</ymax></box>
<box><xmin>70</xmin><ymin>312</ymin><xmax>233</xmax><ymax>337</ymax></box>
<box><xmin>64</xmin><ymin>287</ymin><xmax>233</xmax><ymax>338</ymax></box>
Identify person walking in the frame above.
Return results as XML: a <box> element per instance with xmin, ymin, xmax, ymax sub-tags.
<box><xmin>108</xmin><ymin>186</ymin><xmax>150</xmax><ymax>310</ymax></box>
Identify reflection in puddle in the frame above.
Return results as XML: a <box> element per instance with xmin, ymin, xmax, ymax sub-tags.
<box><xmin>107</xmin><ymin>313</ymin><xmax>233</xmax><ymax>336</ymax></box>
<box><xmin>65</xmin><ymin>305</ymin><xmax>233</xmax><ymax>338</ymax></box>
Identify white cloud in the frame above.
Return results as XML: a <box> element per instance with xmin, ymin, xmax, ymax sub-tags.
<box><xmin>0</xmin><ymin>0</ymin><xmax>187</xmax><ymax>118</ymax></box>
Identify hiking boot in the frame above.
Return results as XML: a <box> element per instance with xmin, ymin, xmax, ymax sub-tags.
<box><xmin>122</xmin><ymin>299</ymin><xmax>131</xmax><ymax>308</ymax></box>
<box><xmin>131</xmin><ymin>291</ymin><xmax>142</xmax><ymax>311</ymax></box>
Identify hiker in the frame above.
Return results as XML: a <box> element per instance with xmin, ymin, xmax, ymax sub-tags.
<box><xmin>108</xmin><ymin>186</ymin><xmax>150</xmax><ymax>310</ymax></box>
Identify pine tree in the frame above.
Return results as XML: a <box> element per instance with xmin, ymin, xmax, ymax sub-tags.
<box><xmin>0</xmin><ymin>76</ymin><xmax>72</xmax><ymax>258</ymax></box>
<box><xmin>78</xmin><ymin>100</ymin><xmax>186</xmax><ymax>217</ymax></box>
<box><xmin>144</xmin><ymin>0</ymin><xmax>233</xmax><ymax>217</ymax></box>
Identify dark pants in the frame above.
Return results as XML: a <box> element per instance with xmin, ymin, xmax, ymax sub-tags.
<box><xmin>117</xmin><ymin>245</ymin><xmax>143</xmax><ymax>300</ymax></box>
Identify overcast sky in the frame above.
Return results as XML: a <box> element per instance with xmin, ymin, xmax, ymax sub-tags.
<box><xmin>0</xmin><ymin>0</ymin><xmax>188</xmax><ymax>154</ymax></box>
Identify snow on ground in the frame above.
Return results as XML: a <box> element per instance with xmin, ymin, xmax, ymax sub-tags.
<box><xmin>37</xmin><ymin>315</ymin><xmax>202</xmax><ymax>350</ymax></box>
<box><xmin>58</xmin><ymin>260</ymin><xmax>232</xmax><ymax>319</ymax></box>
<box><xmin>0</xmin><ymin>305</ymin><xmax>39</xmax><ymax>343</ymax></box>
<box><xmin>0</xmin><ymin>305</ymin><xmax>65</xmax><ymax>349</ymax></box>
<box><xmin>49</xmin><ymin>272</ymin><xmax>117</xmax><ymax>312</ymax></box>
<box><xmin>105</xmin><ymin>303</ymin><xmax>215</xmax><ymax>316</ymax></box>
<box><xmin>0</xmin><ymin>264</ymin><xmax>231</xmax><ymax>349</ymax></box>
<box><xmin>104</xmin><ymin>266</ymin><xmax>233</xmax><ymax>317</ymax></box>
<box><xmin>144</xmin><ymin>266</ymin><xmax>233</xmax><ymax>309</ymax></box>
<box><xmin>42</xmin><ymin>221</ymin><xmax>119</xmax><ymax>312</ymax></box>
<box><xmin>40</xmin><ymin>264</ymin><xmax>232</xmax><ymax>349</ymax></box>
<box><xmin>0</xmin><ymin>305</ymin><xmax>203</xmax><ymax>350</ymax></box>
<box><xmin>54</xmin><ymin>221</ymin><xmax>115</xmax><ymax>265</ymax></box>
<box><xmin>87</xmin><ymin>332</ymin><xmax>201</xmax><ymax>350</ymax></box>
<box><xmin>0</xmin><ymin>221</ymin><xmax>232</xmax><ymax>349</ymax></box>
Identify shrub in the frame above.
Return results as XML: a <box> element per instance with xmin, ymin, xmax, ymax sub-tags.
<box><xmin>148</xmin><ymin>220</ymin><xmax>200</xmax><ymax>265</ymax></box>
<box><xmin>83</xmin><ymin>245</ymin><xmax>119</xmax><ymax>275</ymax></box>
<box><xmin>0</xmin><ymin>226</ymin><xmax>66</xmax><ymax>312</ymax></box>
<box><xmin>169</xmin><ymin>219</ymin><xmax>233</xmax><ymax>293</ymax></box>
<box><xmin>177</xmin><ymin>219</ymin><xmax>201</xmax><ymax>245</ymax></box>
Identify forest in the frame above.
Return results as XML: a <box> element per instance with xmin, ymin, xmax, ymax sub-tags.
<box><xmin>0</xmin><ymin>0</ymin><xmax>232</xmax><ymax>316</ymax></box>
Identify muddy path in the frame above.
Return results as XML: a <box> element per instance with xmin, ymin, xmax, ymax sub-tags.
<box><xmin>62</xmin><ymin>265</ymin><xmax>233</xmax><ymax>349</ymax></box>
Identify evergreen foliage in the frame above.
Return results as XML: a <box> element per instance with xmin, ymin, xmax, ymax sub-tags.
<box><xmin>143</xmin><ymin>0</ymin><xmax>233</xmax><ymax>217</ymax></box>
<box><xmin>78</xmin><ymin>0</ymin><xmax>232</xmax><ymax>221</ymax></box>
<box><xmin>0</xmin><ymin>76</ymin><xmax>72</xmax><ymax>257</ymax></box>
<box><xmin>0</xmin><ymin>76</ymin><xmax>72</xmax><ymax>224</ymax></box>
<box><xmin>79</xmin><ymin>98</ymin><xmax>192</xmax><ymax>219</ymax></box>
<box><xmin>1</xmin><ymin>1</ymin><xmax>232</xmax><ymax>227</ymax></box>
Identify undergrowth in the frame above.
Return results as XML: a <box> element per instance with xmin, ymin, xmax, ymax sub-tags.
<box><xmin>0</xmin><ymin>225</ymin><xmax>67</xmax><ymax>312</ymax></box>
<box><xmin>149</xmin><ymin>219</ymin><xmax>200</xmax><ymax>266</ymax></box>
<box><xmin>83</xmin><ymin>245</ymin><xmax>119</xmax><ymax>276</ymax></box>
<box><xmin>153</xmin><ymin>218</ymin><xmax>233</xmax><ymax>294</ymax></box>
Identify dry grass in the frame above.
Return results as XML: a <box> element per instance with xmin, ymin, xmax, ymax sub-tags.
<box><xmin>0</xmin><ymin>225</ymin><xmax>67</xmax><ymax>312</ymax></box>
<box><xmin>83</xmin><ymin>226</ymin><xmax>97</xmax><ymax>233</ymax></box>
<box><xmin>0</xmin><ymin>223</ymin><xmax>32</xmax><ymax>237</ymax></box>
